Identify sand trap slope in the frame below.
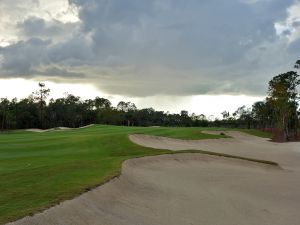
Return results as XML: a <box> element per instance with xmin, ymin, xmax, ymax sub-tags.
<box><xmin>129</xmin><ymin>131</ymin><xmax>300</xmax><ymax>170</ymax></box>
<box><xmin>7</xmin><ymin>154</ymin><xmax>300</xmax><ymax>225</ymax></box>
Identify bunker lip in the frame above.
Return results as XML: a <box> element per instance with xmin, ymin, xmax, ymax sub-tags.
<box><xmin>129</xmin><ymin>133</ymin><xmax>279</xmax><ymax>166</ymax></box>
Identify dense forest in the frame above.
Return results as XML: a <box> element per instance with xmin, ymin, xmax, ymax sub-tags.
<box><xmin>1</xmin><ymin>61</ymin><xmax>299</xmax><ymax>140</ymax></box>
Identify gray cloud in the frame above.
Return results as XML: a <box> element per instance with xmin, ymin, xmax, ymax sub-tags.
<box><xmin>17</xmin><ymin>17</ymin><xmax>78</xmax><ymax>42</ymax></box>
<box><xmin>288</xmin><ymin>37</ymin><xmax>300</xmax><ymax>53</ymax></box>
<box><xmin>0</xmin><ymin>38</ymin><xmax>85</xmax><ymax>78</ymax></box>
<box><xmin>292</xmin><ymin>21</ymin><xmax>300</xmax><ymax>28</ymax></box>
<box><xmin>33</xmin><ymin>66</ymin><xmax>85</xmax><ymax>78</ymax></box>
<box><xmin>48</xmin><ymin>36</ymin><xmax>94</xmax><ymax>65</ymax></box>
<box><xmin>0</xmin><ymin>0</ymin><xmax>299</xmax><ymax>96</ymax></box>
<box><xmin>0</xmin><ymin>38</ymin><xmax>50</xmax><ymax>76</ymax></box>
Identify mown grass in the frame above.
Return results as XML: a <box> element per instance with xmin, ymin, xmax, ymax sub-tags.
<box><xmin>237</xmin><ymin>129</ymin><xmax>272</xmax><ymax>138</ymax></box>
<box><xmin>0</xmin><ymin>125</ymin><xmax>272</xmax><ymax>224</ymax></box>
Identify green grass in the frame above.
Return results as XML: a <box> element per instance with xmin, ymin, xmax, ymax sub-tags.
<box><xmin>237</xmin><ymin>129</ymin><xmax>272</xmax><ymax>138</ymax></box>
<box><xmin>0</xmin><ymin>125</ymin><xmax>273</xmax><ymax>224</ymax></box>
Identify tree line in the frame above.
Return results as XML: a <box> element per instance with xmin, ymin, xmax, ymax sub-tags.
<box><xmin>0</xmin><ymin>61</ymin><xmax>299</xmax><ymax>140</ymax></box>
<box><xmin>218</xmin><ymin>61</ymin><xmax>300</xmax><ymax>140</ymax></box>
<box><xmin>0</xmin><ymin>83</ymin><xmax>210</xmax><ymax>130</ymax></box>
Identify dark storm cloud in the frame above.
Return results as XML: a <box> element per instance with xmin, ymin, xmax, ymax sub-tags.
<box><xmin>0</xmin><ymin>38</ymin><xmax>50</xmax><ymax>76</ymax></box>
<box><xmin>17</xmin><ymin>17</ymin><xmax>77</xmax><ymax>40</ymax></box>
<box><xmin>0</xmin><ymin>38</ymin><xmax>84</xmax><ymax>78</ymax></box>
<box><xmin>48</xmin><ymin>36</ymin><xmax>94</xmax><ymax>66</ymax></box>
<box><xmin>0</xmin><ymin>0</ymin><xmax>299</xmax><ymax>96</ymax></box>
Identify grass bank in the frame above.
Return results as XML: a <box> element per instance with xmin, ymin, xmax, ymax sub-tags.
<box><xmin>237</xmin><ymin>129</ymin><xmax>272</xmax><ymax>138</ymax></box>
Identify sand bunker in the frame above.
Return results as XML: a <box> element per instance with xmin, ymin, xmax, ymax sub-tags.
<box><xmin>26</xmin><ymin>124</ymin><xmax>94</xmax><ymax>133</ymax></box>
<box><xmin>130</xmin><ymin>131</ymin><xmax>300</xmax><ymax>170</ymax></box>
<box><xmin>8</xmin><ymin>131</ymin><xmax>300</xmax><ymax>225</ymax></box>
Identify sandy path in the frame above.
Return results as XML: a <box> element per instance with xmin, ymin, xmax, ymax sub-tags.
<box><xmin>7</xmin><ymin>131</ymin><xmax>300</xmax><ymax>225</ymax></box>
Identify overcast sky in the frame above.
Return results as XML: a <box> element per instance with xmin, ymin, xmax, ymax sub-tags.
<box><xmin>0</xmin><ymin>0</ymin><xmax>300</xmax><ymax>117</ymax></box>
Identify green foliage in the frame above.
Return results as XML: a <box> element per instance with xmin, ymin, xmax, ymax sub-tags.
<box><xmin>238</xmin><ymin>129</ymin><xmax>272</xmax><ymax>138</ymax></box>
<box><xmin>267</xmin><ymin>71</ymin><xmax>300</xmax><ymax>140</ymax></box>
<box><xmin>0</xmin><ymin>89</ymin><xmax>211</xmax><ymax>130</ymax></box>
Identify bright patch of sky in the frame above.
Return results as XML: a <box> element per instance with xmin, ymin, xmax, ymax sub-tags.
<box><xmin>275</xmin><ymin>1</ymin><xmax>300</xmax><ymax>42</ymax></box>
<box><xmin>0</xmin><ymin>0</ymin><xmax>79</xmax><ymax>46</ymax></box>
<box><xmin>0</xmin><ymin>78</ymin><xmax>262</xmax><ymax>118</ymax></box>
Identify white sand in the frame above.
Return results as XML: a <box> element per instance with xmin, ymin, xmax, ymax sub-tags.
<box><xmin>7</xmin><ymin>131</ymin><xmax>300</xmax><ymax>225</ymax></box>
<box><xmin>129</xmin><ymin>131</ymin><xmax>300</xmax><ymax>170</ymax></box>
<box><xmin>26</xmin><ymin>124</ymin><xmax>94</xmax><ymax>133</ymax></box>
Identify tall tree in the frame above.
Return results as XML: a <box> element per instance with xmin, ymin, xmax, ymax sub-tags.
<box><xmin>33</xmin><ymin>82</ymin><xmax>50</xmax><ymax>129</ymax></box>
<box><xmin>94</xmin><ymin>97</ymin><xmax>111</xmax><ymax>109</ymax></box>
<box><xmin>0</xmin><ymin>98</ymin><xmax>9</xmax><ymax>132</ymax></box>
<box><xmin>267</xmin><ymin>71</ymin><xmax>300</xmax><ymax>140</ymax></box>
<box><xmin>221</xmin><ymin>111</ymin><xmax>230</xmax><ymax>120</ymax></box>
<box><xmin>252</xmin><ymin>101</ymin><xmax>275</xmax><ymax>129</ymax></box>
